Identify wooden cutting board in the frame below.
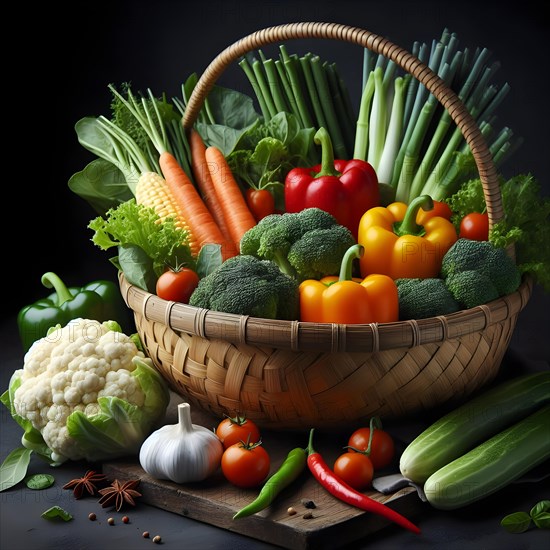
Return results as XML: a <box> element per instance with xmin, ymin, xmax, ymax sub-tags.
<box><xmin>103</xmin><ymin>409</ymin><xmax>424</xmax><ymax>549</ymax></box>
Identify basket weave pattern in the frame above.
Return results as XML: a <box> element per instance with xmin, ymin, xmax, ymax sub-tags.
<box><xmin>121</xmin><ymin>23</ymin><xmax>533</xmax><ymax>429</ymax></box>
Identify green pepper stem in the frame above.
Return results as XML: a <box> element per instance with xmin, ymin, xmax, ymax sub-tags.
<box><xmin>314</xmin><ymin>127</ymin><xmax>341</xmax><ymax>178</ymax></box>
<box><xmin>307</xmin><ymin>428</ymin><xmax>316</xmax><ymax>456</ymax></box>
<box><xmin>338</xmin><ymin>244</ymin><xmax>364</xmax><ymax>282</ymax></box>
<box><xmin>394</xmin><ymin>194</ymin><xmax>433</xmax><ymax>236</ymax></box>
<box><xmin>41</xmin><ymin>272</ymin><xmax>73</xmax><ymax>307</ymax></box>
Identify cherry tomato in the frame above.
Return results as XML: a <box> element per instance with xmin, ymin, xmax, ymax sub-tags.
<box><xmin>246</xmin><ymin>189</ymin><xmax>276</xmax><ymax>222</ymax></box>
<box><xmin>333</xmin><ymin>451</ymin><xmax>374</xmax><ymax>491</ymax></box>
<box><xmin>459</xmin><ymin>212</ymin><xmax>489</xmax><ymax>241</ymax></box>
<box><xmin>348</xmin><ymin>427</ymin><xmax>395</xmax><ymax>470</ymax></box>
<box><xmin>215</xmin><ymin>415</ymin><xmax>261</xmax><ymax>450</ymax></box>
<box><xmin>221</xmin><ymin>441</ymin><xmax>270</xmax><ymax>488</ymax></box>
<box><xmin>156</xmin><ymin>267</ymin><xmax>200</xmax><ymax>303</ymax></box>
<box><xmin>416</xmin><ymin>200</ymin><xmax>453</xmax><ymax>225</ymax></box>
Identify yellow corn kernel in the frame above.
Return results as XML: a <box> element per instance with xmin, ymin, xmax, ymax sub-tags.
<box><xmin>136</xmin><ymin>171</ymin><xmax>199</xmax><ymax>256</ymax></box>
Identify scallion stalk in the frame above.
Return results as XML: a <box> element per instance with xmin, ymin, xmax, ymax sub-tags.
<box><xmin>353</xmin><ymin>70</ymin><xmax>375</xmax><ymax>161</ymax></box>
<box><xmin>377</xmin><ymin>76</ymin><xmax>405</xmax><ymax>184</ymax></box>
<box><xmin>310</xmin><ymin>55</ymin><xmax>347</xmax><ymax>158</ymax></box>
<box><xmin>239</xmin><ymin>57</ymin><xmax>271</xmax><ymax>121</ymax></box>
<box><xmin>252</xmin><ymin>59</ymin><xmax>278</xmax><ymax>119</ymax></box>
<box><xmin>300</xmin><ymin>54</ymin><xmax>328</xmax><ymax>130</ymax></box>
<box><xmin>367</xmin><ymin>67</ymin><xmax>388</xmax><ymax>170</ymax></box>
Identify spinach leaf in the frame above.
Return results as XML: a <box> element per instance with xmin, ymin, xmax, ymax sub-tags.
<box><xmin>68</xmin><ymin>159</ymin><xmax>133</xmax><ymax>215</ymax></box>
<box><xmin>206</xmin><ymin>85</ymin><xmax>260</xmax><ymax>129</ymax></box>
<box><xmin>501</xmin><ymin>511</ymin><xmax>532</xmax><ymax>533</ymax></box>
<box><xmin>196</xmin><ymin>244</ymin><xmax>223</xmax><ymax>278</ymax></box>
<box><xmin>0</xmin><ymin>448</ymin><xmax>33</xmax><ymax>492</ymax></box>
<box><xmin>117</xmin><ymin>244</ymin><xmax>156</xmax><ymax>293</ymax></box>
<box><xmin>530</xmin><ymin>500</ymin><xmax>550</xmax><ymax>529</ymax></box>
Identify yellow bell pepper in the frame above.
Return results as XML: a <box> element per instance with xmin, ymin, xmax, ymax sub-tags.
<box><xmin>358</xmin><ymin>195</ymin><xmax>457</xmax><ymax>279</ymax></box>
<box><xmin>299</xmin><ymin>244</ymin><xmax>398</xmax><ymax>324</ymax></box>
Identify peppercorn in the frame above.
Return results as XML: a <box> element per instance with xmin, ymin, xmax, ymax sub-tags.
<box><xmin>142</xmin><ymin>531</ymin><xmax>150</xmax><ymax>538</ymax></box>
<box><xmin>303</xmin><ymin>511</ymin><xmax>314</xmax><ymax>519</ymax></box>
<box><xmin>153</xmin><ymin>535</ymin><xmax>162</xmax><ymax>544</ymax></box>
<box><xmin>122</xmin><ymin>516</ymin><xmax>129</xmax><ymax>524</ymax></box>
<box><xmin>107</xmin><ymin>517</ymin><xmax>115</xmax><ymax>525</ymax></box>
<box><xmin>88</xmin><ymin>513</ymin><xmax>97</xmax><ymax>521</ymax></box>
<box><xmin>287</xmin><ymin>507</ymin><xmax>297</xmax><ymax>516</ymax></box>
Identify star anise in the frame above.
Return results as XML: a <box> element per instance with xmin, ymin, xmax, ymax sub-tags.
<box><xmin>63</xmin><ymin>470</ymin><xmax>108</xmax><ymax>499</ymax></box>
<box><xmin>98</xmin><ymin>479</ymin><xmax>142</xmax><ymax>511</ymax></box>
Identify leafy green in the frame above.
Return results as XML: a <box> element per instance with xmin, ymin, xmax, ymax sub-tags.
<box><xmin>68</xmin><ymin>159</ymin><xmax>133</xmax><ymax>215</ymax></box>
<box><xmin>0</xmin><ymin>448</ymin><xmax>33</xmax><ymax>492</ymax></box>
<box><xmin>531</xmin><ymin>500</ymin><xmax>550</xmax><ymax>529</ymax></box>
<box><xmin>42</xmin><ymin>506</ymin><xmax>73</xmax><ymax>521</ymax></box>
<box><xmin>224</xmin><ymin>112</ymin><xmax>317</xmax><ymax>211</ymax></box>
<box><xmin>196</xmin><ymin>244</ymin><xmax>223</xmax><ymax>279</ymax></box>
<box><xmin>501</xmin><ymin>500</ymin><xmax>550</xmax><ymax>533</ymax></box>
<box><xmin>117</xmin><ymin>244</ymin><xmax>156</xmax><ymax>293</ymax></box>
<box><xmin>88</xmin><ymin>199</ymin><xmax>196</xmax><ymax>291</ymax></box>
<box><xmin>501</xmin><ymin>511</ymin><xmax>532</xmax><ymax>533</ymax></box>
<box><xmin>110</xmin><ymin>83</ymin><xmax>179</xmax><ymax>151</ymax></box>
<box><xmin>490</xmin><ymin>174</ymin><xmax>550</xmax><ymax>292</ymax></box>
<box><xmin>446</xmin><ymin>177</ymin><xmax>487</xmax><ymax>229</ymax></box>
<box><xmin>446</xmin><ymin>174</ymin><xmax>550</xmax><ymax>292</ymax></box>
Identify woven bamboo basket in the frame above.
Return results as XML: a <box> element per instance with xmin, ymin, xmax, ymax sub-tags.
<box><xmin>120</xmin><ymin>22</ymin><xmax>533</xmax><ymax>430</ymax></box>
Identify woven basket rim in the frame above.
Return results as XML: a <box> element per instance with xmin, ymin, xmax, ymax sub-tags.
<box><xmin>119</xmin><ymin>273</ymin><xmax>533</xmax><ymax>353</ymax></box>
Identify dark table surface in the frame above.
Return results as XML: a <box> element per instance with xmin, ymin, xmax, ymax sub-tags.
<box><xmin>1</xmin><ymin>284</ymin><xmax>549</xmax><ymax>550</ymax></box>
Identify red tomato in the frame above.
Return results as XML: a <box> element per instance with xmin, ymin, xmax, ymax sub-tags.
<box><xmin>416</xmin><ymin>200</ymin><xmax>453</xmax><ymax>225</ymax></box>
<box><xmin>156</xmin><ymin>267</ymin><xmax>200</xmax><ymax>303</ymax></box>
<box><xmin>347</xmin><ymin>427</ymin><xmax>395</xmax><ymax>470</ymax></box>
<box><xmin>246</xmin><ymin>189</ymin><xmax>276</xmax><ymax>222</ymax></box>
<box><xmin>333</xmin><ymin>452</ymin><xmax>374</xmax><ymax>491</ymax></box>
<box><xmin>215</xmin><ymin>415</ymin><xmax>261</xmax><ymax>450</ymax></box>
<box><xmin>459</xmin><ymin>212</ymin><xmax>489</xmax><ymax>241</ymax></box>
<box><xmin>221</xmin><ymin>441</ymin><xmax>270</xmax><ymax>488</ymax></box>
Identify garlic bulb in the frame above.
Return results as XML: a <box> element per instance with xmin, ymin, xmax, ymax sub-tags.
<box><xmin>139</xmin><ymin>403</ymin><xmax>223</xmax><ymax>483</ymax></box>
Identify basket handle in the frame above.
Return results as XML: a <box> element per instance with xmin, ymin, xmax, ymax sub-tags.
<box><xmin>182</xmin><ymin>22</ymin><xmax>503</xmax><ymax>227</ymax></box>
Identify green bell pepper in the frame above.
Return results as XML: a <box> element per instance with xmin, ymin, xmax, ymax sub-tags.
<box><xmin>17</xmin><ymin>272</ymin><xmax>130</xmax><ymax>352</ymax></box>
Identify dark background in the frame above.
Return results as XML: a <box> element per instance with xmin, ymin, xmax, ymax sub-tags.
<box><xmin>13</xmin><ymin>0</ymin><xmax>548</xmax><ymax>323</ymax></box>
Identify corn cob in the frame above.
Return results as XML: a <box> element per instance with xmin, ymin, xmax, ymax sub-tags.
<box><xmin>136</xmin><ymin>171</ymin><xmax>200</xmax><ymax>256</ymax></box>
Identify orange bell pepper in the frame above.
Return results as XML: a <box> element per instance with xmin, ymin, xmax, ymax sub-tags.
<box><xmin>299</xmin><ymin>244</ymin><xmax>398</xmax><ymax>324</ymax></box>
<box><xmin>358</xmin><ymin>195</ymin><xmax>457</xmax><ymax>280</ymax></box>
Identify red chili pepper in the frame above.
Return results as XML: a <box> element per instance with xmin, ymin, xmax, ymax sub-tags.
<box><xmin>306</xmin><ymin>429</ymin><xmax>420</xmax><ymax>535</ymax></box>
<box><xmin>284</xmin><ymin>127</ymin><xmax>379</xmax><ymax>239</ymax></box>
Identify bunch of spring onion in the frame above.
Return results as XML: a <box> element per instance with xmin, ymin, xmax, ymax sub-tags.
<box><xmin>353</xmin><ymin>29</ymin><xmax>520</xmax><ymax>203</ymax></box>
<box><xmin>237</xmin><ymin>46</ymin><xmax>356</xmax><ymax>160</ymax></box>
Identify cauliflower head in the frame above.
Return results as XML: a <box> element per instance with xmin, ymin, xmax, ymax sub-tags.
<box><xmin>4</xmin><ymin>319</ymin><xmax>169</xmax><ymax>464</ymax></box>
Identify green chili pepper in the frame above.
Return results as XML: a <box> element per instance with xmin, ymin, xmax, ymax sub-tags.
<box><xmin>17</xmin><ymin>272</ymin><xmax>130</xmax><ymax>351</ymax></box>
<box><xmin>233</xmin><ymin>447</ymin><xmax>307</xmax><ymax>519</ymax></box>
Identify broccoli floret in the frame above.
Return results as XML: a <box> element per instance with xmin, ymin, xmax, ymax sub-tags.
<box><xmin>287</xmin><ymin>225</ymin><xmax>356</xmax><ymax>281</ymax></box>
<box><xmin>240</xmin><ymin>208</ymin><xmax>355</xmax><ymax>281</ymax></box>
<box><xmin>445</xmin><ymin>271</ymin><xmax>500</xmax><ymax>309</ymax></box>
<box><xmin>188</xmin><ymin>255</ymin><xmax>299</xmax><ymax>320</ymax></box>
<box><xmin>396</xmin><ymin>278</ymin><xmax>461</xmax><ymax>320</ymax></box>
<box><xmin>441</xmin><ymin>238</ymin><xmax>521</xmax><ymax>295</ymax></box>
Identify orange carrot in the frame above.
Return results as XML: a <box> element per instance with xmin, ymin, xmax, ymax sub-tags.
<box><xmin>189</xmin><ymin>130</ymin><xmax>238</xmax><ymax>257</ymax></box>
<box><xmin>205</xmin><ymin>146</ymin><xmax>257</xmax><ymax>250</ymax></box>
<box><xmin>159</xmin><ymin>151</ymin><xmax>236</xmax><ymax>260</ymax></box>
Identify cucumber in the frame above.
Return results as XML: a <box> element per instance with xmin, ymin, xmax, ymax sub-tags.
<box><xmin>399</xmin><ymin>372</ymin><xmax>550</xmax><ymax>483</ymax></box>
<box><xmin>423</xmin><ymin>404</ymin><xmax>550</xmax><ymax>510</ymax></box>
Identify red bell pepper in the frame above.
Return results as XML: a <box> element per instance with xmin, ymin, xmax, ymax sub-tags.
<box><xmin>284</xmin><ymin>127</ymin><xmax>379</xmax><ymax>239</ymax></box>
